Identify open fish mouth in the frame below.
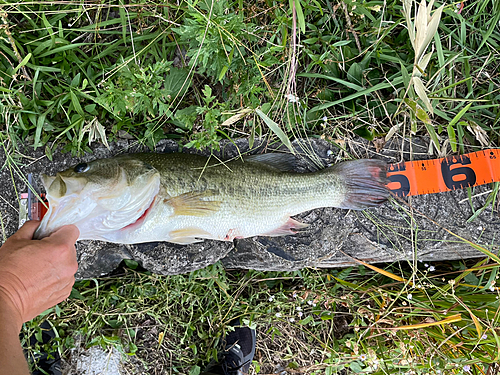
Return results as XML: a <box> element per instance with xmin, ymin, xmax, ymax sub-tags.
<box><xmin>34</xmin><ymin>164</ymin><xmax>161</xmax><ymax>240</ymax></box>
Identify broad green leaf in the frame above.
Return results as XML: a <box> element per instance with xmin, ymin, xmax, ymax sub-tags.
<box><xmin>70</xmin><ymin>90</ymin><xmax>85</xmax><ymax>117</ymax></box>
<box><xmin>58</xmin><ymin>20</ymin><xmax>63</xmax><ymax>38</ymax></box>
<box><xmin>416</xmin><ymin>107</ymin><xmax>431</xmax><ymax>124</ymax></box>
<box><xmin>38</xmin><ymin>43</ymin><xmax>89</xmax><ymax>58</ymax></box>
<box><xmin>347</xmin><ymin>63</ymin><xmax>363</xmax><ymax>85</ymax></box>
<box><xmin>332</xmin><ymin>40</ymin><xmax>351</xmax><ymax>47</ymax></box>
<box><xmin>353</xmin><ymin>126</ymin><xmax>374</xmax><ymax>141</ymax></box>
<box><xmin>292</xmin><ymin>0</ymin><xmax>306</xmax><ymax>34</ymax></box>
<box><xmin>434</xmin><ymin>32</ymin><xmax>444</xmax><ymax>67</ymax></box>
<box><xmin>41</xmin><ymin>13</ymin><xmax>55</xmax><ymax>45</ymax></box>
<box><xmin>447</xmin><ymin>124</ymin><xmax>457</xmax><ymax>152</ymax></box>
<box><xmin>298</xmin><ymin>73</ymin><xmax>362</xmax><ymax>91</ymax></box>
<box><xmin>425</xmin><ymin>123</ymin><xmax>440</xmax><ymax>153</ymax></box>
<box><xmin>34</xmin><ymin>114</ymin><xmax>46</xmax><ymax>149</ymax></box>
<box><xmin>13</xmin><ymin>53</ymin><xmax>31</xmax><ymax>75</ymax></box>
<box><xmin>218</xmin><ymin>47</ymin><xmax>234</xmax><ymax>81</ymax></box>
<box><xmin>119</xmin><ymin>1</ymin><xmax>127</xmax><ymax>44</ymax></box>
<box><xmin>25</xmin><ymin>63</ymin><xmax>61</xmax><ymax>72</ymax></box>
<box><xmin>255</xmin><ymin>108</ymin><xmax>294</xmax><ymax>154</ymax></box>
<box><xmin>70</xmin><ymin>73</ymin><xmax>81</xmax><ymax>88</ymax></box>
<box><xmin>400</xmin><ymin>62</ymin><xmax>410</xmax><ymax>88</ymax></box>
<box><xmin>449</xmin><ymin>102</ymin><xmax>472</xmax><ymax>127</ymax></box>
<box><xmin>477</xmin><ymin>8</ymin><xmax>500</xmax><ymax>50</ymax></box>
<box><xmin>310</xmin><ymin>76</ymin><xmax>404</xmax><ymax>113</ymax></box>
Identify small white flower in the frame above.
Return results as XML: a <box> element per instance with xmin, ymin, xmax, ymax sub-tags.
<box><xmin>298</xmin><ymin>311</ymin><xmax>303</xmax><ymax>318</ymax></box>
<box><xmin>326</xmin><ymin>150</ymin><xmax>333</xmax><ymax>156</ymax></box>
<box><xmin>463</xmin><ymin>365</ymin><xmax>471</xmax><ymax>373</ymax></box>
<box><xmin>429</xmin><ymin>266</ymin><xmax>435</xmax><ymax>272</ymax></box>
<box><xmin>407</xmin><ymin>294</ymin><xmax>412</xmax><ymax>300</ymax></box>
<box><xmin>275</xmin><ymin>312</ymin><xmax>282</xmax><ymax>318</ymax></box>
<box><xmin>359</xmin><ymin>354</ymin><xmax>367</xmax><ymax>361</ymax></box>
<box><xmin>482</xmin><ymin>333</ymin><xmax>488</xmax><ymax>340</ymax></box>
<box><xmin>307</xmin><ymin>300</ymin><xmax>313</xmax><ymax>306</ymax></box>
<box><xmin>322</xmin><ymin>116</ymin><xmax>328</xmax><ymax>122</ymax></box>
<box><xmin>296</xmin><ymin>306</ymin><xmax>302</xmax><ymax>311</ymax></box>
<box><xmin>268</xmin><ymin>296</ymin><xmax>274</xmax><ymax>302</ymax></box>
<box><xmin>424</xmin><ymin>263</ymin><xmax>429</xmax><ymax>267</ymax></box>
<box><xmin>292</xmin><ymin>292</ymin><xmax>298</xmax><ymax>298</ymax></box>
<box><xmin>289</xmin><ymin>317</ymin><xmax>295</xmax><ymax>322</ymax></box>
<box><xmin>285</xmin><ymin>93</ymin><xmax>299</xmax><ymax>103</ymax></box>
<box><xmin>490</xmin><ymin>284</ymin><xmax>496</xmax><ymax>292</ymax></box>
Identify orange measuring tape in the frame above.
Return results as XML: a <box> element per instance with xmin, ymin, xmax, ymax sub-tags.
<box><xmin>387</xmin><ymin>149</ymin><xmax>500</xmax><ymax>197</ymax></box>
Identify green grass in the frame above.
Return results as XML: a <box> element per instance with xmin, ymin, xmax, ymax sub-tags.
<box><xmin>1</xmin><ymin>0</ymin><xmax>500</xmax><ymax>373</ymax></box>
<box><xmin>24</xmin><ymin>259</ymin><xmax>500</xmax><ymax>374</ymax></box>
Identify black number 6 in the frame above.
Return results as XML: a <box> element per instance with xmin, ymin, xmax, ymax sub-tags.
<box><xmin>441</xmin><ymin>156</ymin><xmax>476</xmax><ymax>190</ymax></box>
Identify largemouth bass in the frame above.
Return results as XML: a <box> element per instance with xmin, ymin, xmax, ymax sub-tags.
<box><xmin>34</xmin><ymin>153</ymin><xmax>388</xmax><ymax>244</ymax></box>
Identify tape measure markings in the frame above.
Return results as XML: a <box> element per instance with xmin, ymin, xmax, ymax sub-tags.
<box><xmin>387</xmin><ymin>149</ymin><xmax>500</xmax><ymax>197</ymax></box>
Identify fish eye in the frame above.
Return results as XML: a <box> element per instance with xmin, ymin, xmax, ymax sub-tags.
<box><xmin>74</xmin><ymin>163</ymin><xmax>89</xmax><ymax>173</ymax></box>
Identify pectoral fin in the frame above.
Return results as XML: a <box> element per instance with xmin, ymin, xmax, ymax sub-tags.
<box><xmin>166</xmin><ymin>190</ymin><xmax>221</xmax><ymax>217</ymax></box>
<box><xmin>169</xmin><ymin>227</ymin><xmax>212</xmax><ymax>244</ymax></box>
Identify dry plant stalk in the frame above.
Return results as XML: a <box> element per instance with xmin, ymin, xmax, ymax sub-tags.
<box><xmin>403</xmin><ymin>0</ymin><xmax>444</xmax><ymax>115</ymax></box>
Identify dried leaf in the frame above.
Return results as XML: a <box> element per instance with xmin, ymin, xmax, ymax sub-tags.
<box><xmin>467</xmin><ymin>121</ymin><xmax>490</xmax><ymax>148</ymax></box>
<box><xmin>82</xmin><ymin>117</ymin><xmax>110</xmax><ymax>149</ymax></box>
<box><xmin>414</xmin><ymin>0</ymin><xmax>428</xmax><ymax>62</ymax></box>
<box><xmin>427</xmin><ymin>0</ymin><xmax>436</xmax><ymax>21</ymax></box>
<box><xmin>418</xmin><ymin>4</ymin><xmax>444</xmax><ymax>63</ymax></box>
<box><xmin>413</xmin><ymin>77</ymin><xmax>433</xmax><ymax>114</ymax></box>
<box><xmin>221</xmin><ymin>108</ymin><xmax>252</xmax><ymax>127</ymax></box>
<box><xmin>385</xmin><ymin>123</ymin><xmax>400</xmax><ymax>142</ymax></box>
<box><xmin>403</xmin><ymin>0</ymin><xmax>416</xmax><ymax>49</ymax></box>
<box><xmin>417</xmin><ymin>51</ymin><xmax>433</xmax><ymax>74</ymax></box>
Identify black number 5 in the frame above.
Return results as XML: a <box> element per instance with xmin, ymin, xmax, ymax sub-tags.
<box><xmin>441</xmin><ymin>156</ymin><xmax>476</xmax><ymax>190</ymax></box>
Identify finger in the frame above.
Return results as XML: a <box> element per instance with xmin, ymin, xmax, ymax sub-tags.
<box><xmin>53</xmin><ymin>282</ymin><xmax>75</xmax><ymax>304</ymax></box>
<box><xmin>10</xmin><ymin>220</ymin><xmax>41</xmax><ymax>241</ymax></box>
<box><xmin>45</xmin><ymin>225</ymin><xmax>80</xmax><ymax>244</ymax></box>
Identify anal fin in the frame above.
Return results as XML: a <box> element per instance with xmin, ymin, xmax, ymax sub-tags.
<box><xmin>169</xmin><ymin>227</ymin><xmax>213</xmax><ymax>244</ymax></box>
<box><xmin>263</xmin><ymin>218</ymin><xmax>309</xmax><ymax>237</ymax></box>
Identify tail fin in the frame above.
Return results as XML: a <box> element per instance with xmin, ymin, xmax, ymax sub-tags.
<box><xmin>333</xmin><ymin>159</ymin><xmax>388</xmax><ymax>210</ymax></box>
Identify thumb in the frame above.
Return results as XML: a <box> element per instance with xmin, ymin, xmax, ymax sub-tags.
<box><xmin>11</xmin><ymin>220</ymin><xmax>41</xmax><ymax>241</ymax></box>
<box><xmin>45</xmin><ymin>225</ymin><xmax>80</xmax><ymax>244</ymax></box>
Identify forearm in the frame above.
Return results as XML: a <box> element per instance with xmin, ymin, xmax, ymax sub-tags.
<box><xmin>0</xmin><ymin>294</ymin><xmax>30</xmax><ymax>375</ymax></box>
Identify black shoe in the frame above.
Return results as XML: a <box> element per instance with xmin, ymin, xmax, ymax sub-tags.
<box><xmin>23</xmin><ymin>321</ymin><xmax>62</xmax><ymax>375</ymax></box>
<box><xmin>204</xmin><ymin>319</ymin><xmax>256</xmax><ymax>375</ymax></box>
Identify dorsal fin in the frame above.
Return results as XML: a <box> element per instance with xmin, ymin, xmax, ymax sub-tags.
<box><xmin>244</xmin><ymin>153</ymin><xmax>298</xmax><ymax>172</ymax></box>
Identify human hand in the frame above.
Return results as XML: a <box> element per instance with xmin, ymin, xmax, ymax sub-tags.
<box><xmin>0</xmin><ymin>221</ymin><xmax>79</xmax><ymax>328</ymax></box>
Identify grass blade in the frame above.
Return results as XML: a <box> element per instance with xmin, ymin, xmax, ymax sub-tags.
<box><xmin>255</xmin><ymin>108</ymin><xmax>294</xmax><ymax>154</ymax></box>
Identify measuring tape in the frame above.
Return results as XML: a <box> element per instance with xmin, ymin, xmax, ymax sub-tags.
<box><xmin>387</xmin><ymin>149</ymin><xmax>500</xmax><ymax>197</ymax></box>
